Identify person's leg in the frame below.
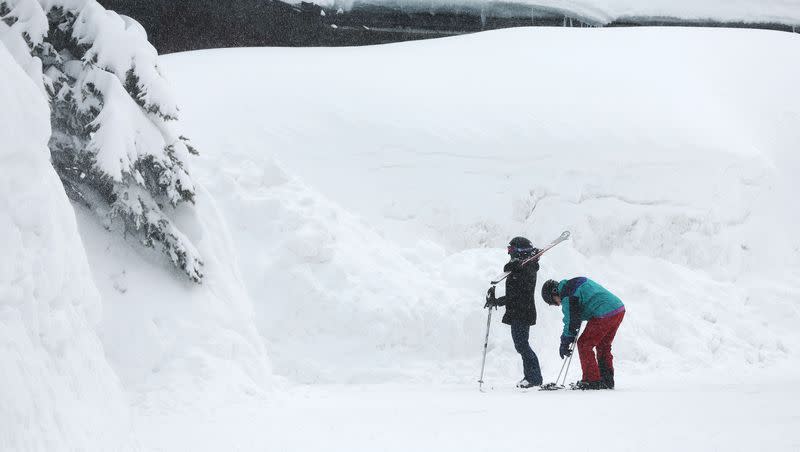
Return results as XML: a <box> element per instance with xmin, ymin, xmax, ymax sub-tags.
<box><xmin>528</xmin><ymin>341</ymin><xmax>543</xmax><ymax>386</ymax></box>
<box><xmin>577</xmin><ymin>319</ymin><xmax>605</xmax><ymax>383</ymax></box>
<box><xmin>596</xmin><ymin>311</ymin><xmax>625</xmax><ymax>389</ymax></box>
<box><xmin>510</xmin><ymin>323</ymin><xmax>542</xmax><ymax>385</ymax></box>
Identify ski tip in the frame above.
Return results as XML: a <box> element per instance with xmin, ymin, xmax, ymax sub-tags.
<box><xmin>561</xmin><ymin>230</ymin><xmax>571</xmax><ymax>239</ymax></box>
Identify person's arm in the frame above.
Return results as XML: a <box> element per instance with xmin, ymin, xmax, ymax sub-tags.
<box><xmin>559</xmin><ymin>296</ymin><xmax>581</xmax><ymax>358</ymax></box>
<box><xmin>501</xmin><ymin>261</ymin><xmax>519</xmax><ymax>309</ymax></box>
<box><xmin>561</xmin><ymin>296</ymin><xmax>581</xmax><ymax>338</ymax></box>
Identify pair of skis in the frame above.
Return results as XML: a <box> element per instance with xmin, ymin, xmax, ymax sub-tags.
<box><xmin>478</xmin><ymin>230</ymin><xmax>571</xmax><ymax>392</ymax></box>
<box><xmin>490</xmin><ymin>230</ymin><xmax>571</xmax><ymax>285</ymax></box>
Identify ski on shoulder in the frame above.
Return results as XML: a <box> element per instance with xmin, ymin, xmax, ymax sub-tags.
<box><xmin>490</xmin><ymin>230</ymin><xmax>571</xmax><ymax>285</ymax></box>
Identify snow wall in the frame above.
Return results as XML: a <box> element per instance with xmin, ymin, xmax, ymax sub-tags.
<box><xmin>75</xmin><ymin>182</ymin><xmax>275</xmax><ymax>447</ymax></box>
<box><xmin>0</xmin><ymin>35</ymin><xmax>135</xmax><ymax>451</ymax></box>
<box><xmin>1</xmin><ymin>8</ymin><xmax>274</xmax><ymax>449</ymax></box>
<box><xmin>162</xmin><ymin>27</ymin><xmax>800</xmax><ymax>385</ymax></box>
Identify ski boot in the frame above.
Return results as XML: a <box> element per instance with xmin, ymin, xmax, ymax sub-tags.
<box><xmin>569</xmin><ymin>380</ymin><xmax>609</xmax><ymax>390</ymax></box>
<box><xmin>599</xmin><ymin>363</ymin><xmax>615</xmax><ymax>390</ymax></box>
<box><xmin>516</xmin><ymin>378</ymin><xmax>539</xmax><ymax>389</ymax></box>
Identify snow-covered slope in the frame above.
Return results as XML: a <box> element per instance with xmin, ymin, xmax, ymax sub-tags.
<box><xmin>161</xmin><ymin>27</ymin><xmax>800</xmax><ymax>385</ymax></box>
<box><xmin>0</xmin><ymin>39</ymin><xmax>134</xmax><ymax>451</ymax></box>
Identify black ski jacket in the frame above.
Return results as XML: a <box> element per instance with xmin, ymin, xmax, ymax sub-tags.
<box><xmin>496</xmin><ymin>260</ymin><xmax>539</xmax><ymax>326</ymax></box>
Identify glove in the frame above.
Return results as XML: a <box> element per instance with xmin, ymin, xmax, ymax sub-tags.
<box><xmin>485</xmin><ymin>286</ymin><xmax>498</xmax><ymax>308</ymax></box>
<box><xmin>559</xmin><ymin>334</ymin><xmax>574</xmax><ymax>359</ymax></box>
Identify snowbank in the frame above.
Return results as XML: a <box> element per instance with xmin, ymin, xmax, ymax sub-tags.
<box><xmin>4</xmin><ymin>3</ymin><xmax>274</xmax><ymax>448</ymax></box>
<box><xmin>162</xmin><ymin>27</ymin><xmax>800</xmax><ymax>384</ymax></box>
<box><xmin>0</xmin><ymin>41</ymin><xmax>134</xmax><ymax>451</ymax></box>
<box><xmin>76</xmin><ymin>182</ymin><xmax>274</xmax><ymax>390</ymax></box>
<box><xmin>194</xmin><ymin>155</ymin><xmax>481</xmax><ymax>383</ymax></box>
<box><xmin>74</xmin><ymin>159</ymin><xmax>274</xmax><ymax>449</ymax></box>
<box><xmin>74</xmin><ymin>196</ymin><xmax>275</xmax><ymax>449</ymax></box>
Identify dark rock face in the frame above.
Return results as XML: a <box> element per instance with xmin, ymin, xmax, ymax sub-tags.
<box><xmin>606</xmin><ymin>16</ymin><xmax>798</xmax><ymax>32</ymax></box>
<box><xmin>98</xmin><ymin>0</ymin><xmax>335</xmax><ymax>53</ymax></box>
<box><xmin>98</xmin><ymin>0</ymin><xmax>800</xmax><ymax>54</ymax></box>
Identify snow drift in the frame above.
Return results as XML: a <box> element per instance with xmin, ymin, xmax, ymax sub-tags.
<box><xmin>0</xmin><ymin>37</ymin><xmax>134</xmax><ymax>451</ymax></box>
<box><xmin>74</xmin><ymin>182</ymin><xmax>275</xmax><ymax>450</ymax></box>
<box><xmin>162</xmin><ymin>27</ymin><xmax>800</xmax><ymax>384</ymax></box>
<box><xmin>193</xmin><ymin>156</ymin><xmax>478</xmax><ymax>383</ymax></box>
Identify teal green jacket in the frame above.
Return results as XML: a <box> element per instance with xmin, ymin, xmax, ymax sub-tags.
<box><xmin>558</xmin><ymin>277</ymin><xmax>624</xmax><ymax>338</ymax></box>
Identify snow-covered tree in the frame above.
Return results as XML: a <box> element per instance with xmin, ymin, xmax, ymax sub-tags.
<box><xmin>1</xmin><ymin>0</ymin><xmax>203</xmax><ymax>282</ymax></box>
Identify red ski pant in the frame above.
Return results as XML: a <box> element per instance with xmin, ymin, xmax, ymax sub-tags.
<box><xmin>577</xmin><ymin>310</ymin><xmax>625</xmax><ymax>382</ymax></box>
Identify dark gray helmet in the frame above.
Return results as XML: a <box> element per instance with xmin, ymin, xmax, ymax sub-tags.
<box><xmin>507</xmin><ymin>236</ymin><xmax>534</xmax><ymax>258</ymax></box>
<box><xmin>541</xmin><ymin>279</ymin><xmax>559</xmax><ymax>305</ymax></box>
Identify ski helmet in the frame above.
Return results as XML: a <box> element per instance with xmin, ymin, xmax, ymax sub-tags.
<box><xmin>541</xmin><ymin>279</ymin><xmax>559</xmax><ymax>305</ymax></box>
<box><xmin>507</xmin><ymin>236</ymin><xmax>534</xmax><ymax>259</ymax></box>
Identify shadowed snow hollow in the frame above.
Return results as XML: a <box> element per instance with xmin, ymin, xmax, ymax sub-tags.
<box><xmin>162</xmin><ymin>27</ymin><xmax>800</xmax><ymax>384</ymax></box>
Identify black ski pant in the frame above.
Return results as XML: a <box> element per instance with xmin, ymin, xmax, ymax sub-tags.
<box><xmin>510</xmin><ymin>323</ymin><xmax>543</xmax><ymax>385</ymax></box>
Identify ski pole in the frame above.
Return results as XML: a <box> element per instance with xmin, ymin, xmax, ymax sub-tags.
<box><xmin>553</xmin><ymin>349</ymin><xmax>570</xmax><ymax>386</ymax></box>
<box><xmin>551</xmin><ymin>338</ymin><xmax>576</xmax><ymax>387</ymax></box>
<box><xmin>478</xmin><ymin>305</ymin><xmax>493</xmax><ymax>392</ymax></box>
<box><xmin>559</xmin><ymin>337</ymin><xmax>579</xmax><ymax>386</ymax></box>
<box><xmin>541</xmin><ymin>331</ymin><xmax>580</xmax><ymax>390</ymax></box>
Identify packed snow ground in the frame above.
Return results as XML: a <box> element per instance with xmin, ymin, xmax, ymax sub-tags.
<box><xmin>141</xmin><ymin>380</ymin><xmax>800</xmax><ymax>451</ymax></box>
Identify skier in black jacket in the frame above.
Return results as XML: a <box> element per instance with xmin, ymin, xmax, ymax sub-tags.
<box><xmin>486</xmin><ymin>236</ymin><xmax>543</xmax><ymax>388</ymax></box>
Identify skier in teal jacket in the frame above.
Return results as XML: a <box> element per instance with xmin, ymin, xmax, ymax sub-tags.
<box><xmin>541</xmin><ymin>277</ymin><xmax>625</xmax><ymax>390</ymax></box>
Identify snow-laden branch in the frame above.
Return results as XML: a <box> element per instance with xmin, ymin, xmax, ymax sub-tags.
<box><xmin>1</xmin><ymin>0</ymin><xmax>203</xmax><ymax>282</ymax></box>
